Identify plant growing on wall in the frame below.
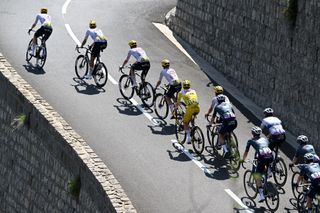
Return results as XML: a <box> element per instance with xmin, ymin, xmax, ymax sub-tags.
<box><xmin>283</xmin><ymin>0</ymin><xmax>298</xmax><ymax>26</ymax></box>
<box><xmin>68</xmin><ymin>175</ymin><xmax>81</xmax><ymax>198</ymax></box>
<box><xmin>11</xmin><ymin>113</ymin><xmax>30</xmax><ymax>131</ymax></box>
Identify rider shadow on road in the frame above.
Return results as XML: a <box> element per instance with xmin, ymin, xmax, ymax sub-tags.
<box><xmin>72</xmin><ymin>77</ymin><xmax>105</xmax><ymax>95</ymax></box>
<box><xmin>234</xmin><ymin>197</ymin><xmax>268</xmax><ymax>212</ymax></box>
<box><xmin>167</xmin><ymin>149</ymin><xmax>191</xmax><ymax>162</ymax></box>
<box><xmin>147</xmin><ymin>119</ymin><xmax>175</xmax><ymax>135</ymax></box>
<box><xmin>202</xmin><ymin>153</ymin><xmax>231</xmax><ymax>180</ymax></box>
<box><xmin>23</xmin><ymin>63</ymin><xmax>46</xmax><ymax>75</ymax></box>
<box><xmin>114</xmin><ymin>98</ymin><xmax>142</xmax><ymax>116</ymax></box>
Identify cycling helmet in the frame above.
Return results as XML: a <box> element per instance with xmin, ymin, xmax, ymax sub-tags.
<box><xmin>41</xmin><ymin>7</ymin><xmax>48</xmax><ymax>14</ymax></box>
<box><xmin>214</xmin><ymin>86</ymin><xmax>224</xmax><ymax>95</ymax></box>
<box><xmin>263</xmin><ymin>108</ymin><xmax>274</xmax><ymax>116</ymax></box>
<box><xmin>161</xmin><ymin>59</ymin><xmax>170</xmax><ymax>68</ymax></box>
<box><xmin>251</xmin><ymin>126</ymin><xmax>262</xmax><ymax>136</ymax></box>
<box><xmin>128</xmin><ymin>40</ymin><xmax>137</xmax><ymax>48</ymax></box>
<box><xmin>89</xmin><ymin>20</ymin><xmax>96</xmax><ymax>29</ymax></box>
<box><xmin>182</xmin><ymin>80</ymin><xmax>191</xmax><ymax>89</ymax></box>
<box><xmin>297</xmin><ymin>135</ymin><xmax>308</xmax><ymax>144</ymax></box>
<box><xmin>304</xmin><ymin>153</ymin><xmax>314</xmax><ymax>163</ymax></box>
<box><xmin>216</xmin><ymin>94</ymin><xmax>226</xmax><ymax>103</ymax></box>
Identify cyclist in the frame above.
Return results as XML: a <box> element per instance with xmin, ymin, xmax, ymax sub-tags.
<box><xmin>205</xmin><ymin>85</ymin><xmax>230</xmax><ymax>124</ymax></box>
<box><xmin>242</xmin><ymin>126</ymin><xmax>274</xmax><ymax>202</ymax></box>
<box><xmin>80</xmin><ymin>20</ymin><xmax>108</xmax><ymax>79</ymax></box>
<box><xmin>297</xmin><ymin>153</ymin><xmax>320</xmax><ymax>213</ymax></box>
<box><xmin>260</xmin><ymin>108</ymin><xmax>286</xmax><ymax>152</ymax></box>
<box><xmin>28</xmin><ymin>7</ymin><xmax>53</xmax><ymax>57</ymax></box>
<box><xmin>155</xmin><ymin>59</ymin><xmax>181</xmax><ymax>117</ymax></box>
<box><xmin>211</xmin><ymin>94</ymin><xmax>237</xmax><ymax>157</ymax></box>
<box><xmin>173</xmin><ymin>80</ymin><xmax>200</xmax><ymax>144</ymax></box>
<box><xmin>121</xmin><ymin>40</ymin><xmax>150</xmax><ymax>89</ymax></box>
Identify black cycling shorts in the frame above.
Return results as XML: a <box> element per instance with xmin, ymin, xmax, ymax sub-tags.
<box><xmin>35</xmin><ymin>26</ymin><xmax>53</xmax><ymax>41</ymax></box>
<box><xmin>92</xmin><ymin>41</ymin><xmax>107</xmax><ymax>58</ymax></box>
<box><xmin>255</xmin><ymin>155</ymin><xmax>273</xmax><ymax>174</ymax></box>
<box><xmin>131</xmin><ymin>61</ymin><xmax>150</xmax><ymax>81</ymax></box>
<box><xmin>308</xmin><ymin>181</ymin><xmax>320</xmax><ymax>199</ymax></box>
<box><xmin>165</xmin><ymin>83</ymin><xmax>181</xmax><ymax>99</ymax></box>
<box><xmin>269</xmin><ymin>133</ymin><xmax>286</xmax><ymax>151</ymax></box>
<box><xmin>219</xmin><ymin>119</ymin><xmax>237</xmax><ymax>134</ymax></box>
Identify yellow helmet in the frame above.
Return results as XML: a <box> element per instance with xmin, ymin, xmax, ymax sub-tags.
<box><xmin>41</xmin><ymin>7</ymin><xmax>48</xmax><ymax>14</ymax></box>
<box><xmin>128</xmin><ymin>40</ymin><xmax>137</xmax><ymax>48</ymax></box>
<box><xmin>182</xmin><ymin>80</ymin><xmax>191</xmax><ymax>89</ymax></box>
<box><xmin>214</xmin><ymin>85</ymin><xmax>223</xmax><ymax>94</ymax></box>
<box><xmin>89</xmin><ymin>20</ymin><xmax>96</xmax><ymax>29</ymax></box>
<box><xmin>161</xmin><ymin>59</ymin><xmax>170</xmax><ymax>68</ymax></box>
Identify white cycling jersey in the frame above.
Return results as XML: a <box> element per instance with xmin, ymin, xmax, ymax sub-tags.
<box><xmin>158</xmin><ymin>68</ymin><xmax>179</xmax><ymax>85</ymax></box>
<box><xmin>127</xmin><ymin>47</ymin><xmax>149</xmax><ymax>62</ymax></box>
<box><xmin>211</xmin><ymin>94</ymin><xmax>230</xmax><ymax>108</ymax></box>
<box><xmin>84</xmin><ymin>28</ymin><xmax>107</xmax><ymax>42</ymax></box>
<box><xmin>35</xmin><ymin>14</ymin><xmax>52</xmax><ymax>27</ymax></box>
<box><xmin>261</xmin><ymin>116</ymin><xmax>285</xmax><ymax>135</ymax></box>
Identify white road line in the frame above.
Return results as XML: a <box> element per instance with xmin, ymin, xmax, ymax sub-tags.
<box><xmin>153</xmin><ymin>23</ymin><xmax>198</xmax><ymax>66</ymax></box>
<box><xmin>64</xmin><ymin>24</ymin><xmax>81</xmax><ymax>46</ymax></box>
<box><xmin>130</xmin><ymin>99</ymin><xmax>159</xmax><ymax>126</ymax></box>
<box><xmin>224</xmin><ymin>189</ymin><xmax>253</xmax><ymax>213</ymax></box>
<box><xmin>62</xmin><ymin>0</ymin><xmax>72</xmax><ymax>14</ymax></box>
<box><xmin>108</xmin><ymin>75</ymin><xmax>118</xmax><ymax>85</ymax></box>
<box><xmin>171</xmin><ymin>139</ymin><xmax>213</xmax><ymax>175</ymax></box>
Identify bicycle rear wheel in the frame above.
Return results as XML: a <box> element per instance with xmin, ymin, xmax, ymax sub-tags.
<box><xmin>139</xmin><ymin>82</ymin><xmax>155</xmax><ymax>108</ymax></box>
<box><xmin>291</xmin><ymin>171</ymin><xmax>302</xmax><ymax>199</ymax></box>
<box><xmin>119</xmin><ymin>74</ymin><xmax>134</xmax><ymax>99</ymax></box>
<box><xmin>175</xmin><ymin>110</ymin><xmax>186</xmax><ymax>144</ymax></box>
<box><xmin>75</xmin><ymin>55</ymin><xmax>88</xmax><ymax>79</ymax></box>
<box><xmin>297</xmin><ymin>193</ymin><xmax>308</xmax><ymax>212</ymax></box>
<box><xmin>272</xmin><ymin>157</ymin><xmax>288</xmax><ymax>187</ymax></box>
<box><xmin>37</xmin><ymin>45</ymin><xmax>47</xmax><ymax>68</ymax></box>
<box><xmin>243</xmin><ymin>170</ymin><xmax>258</xmax><ymax>199</ymax></box>
<box><xmin>26</xmin><ymin>39</ymin><xmax>33</xmax><ymax>62</ymax></box>
<box><xmin>228</xmin><ymin>136</ymin><xmax>241</xmax><ymax>172</ymax></box>
<box><xmin>93</xmin><ymin>62</ymin><xmax>108</xmax><ymax>88</ymax></box>
<box><xmin>264</xmin><ymin>181</ymin><xmax>280</xmax><ymax>212</ymax></box>
<box><xmin>191</xmin><ymin>126</ymin><xmax>205</xmax><ymax>155</ymax></box>
<box><xmin>154</xmin><ymin>93</ymin><xmax>169</xmax><ymax>120</ymax></box>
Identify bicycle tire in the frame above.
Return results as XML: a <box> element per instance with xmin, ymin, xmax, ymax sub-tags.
<box><xmin>93</xmin><ymin>62</ymin><xmax>108</xmax><ymax>88</ymax></box>
<box><xmin>297</xmin><ymin>193</ymin><xmax>308</xmax><ymax>212</ymax></box>
<box><xmin>119</xmin><ymin>74</ymin><xmax>134</xmax><ymax>99</ymax></box>
<box><xmin>26</xmin><ymin>39</ymin><xmax>33</xmax><ymax>62</ymax></box>
<box><xmin>174</xmin><ymin>110</ymin><xmax>186</xmax><ymax>144</ymax></box>
<box><xmin>139</xmin><ymin>82</ymin><xmax>155</xmax><ymax>108</ymax></box>
<box><xmin>272</xmin><ymin>157</ymin><xmax>288</xmax><ymax>187</ymax></box>
<box><xmin>211</xmin><ymin>131</ymin><xmax>219</xmax><ymax>153</ymax></box>
<box><xmin>154</xmin><ymin>93</ymin><xmax>169</xmax><ymax>120</ymax></box>
<box><xmin>206</xmin><ymin>125</ymin><xmax>213</xmax><ymax>147</ymax></box>
<box><xmin>264</xmin><ymin>181</ymin><xmax>280</xmax><ymax>212</ymax></box>
<box><xmin>291</xmin><ymin>171</ymin><xmax>302</xmax><ymax>199</ymax></box>
<box><xmin>228</xmin><ymin>140</ymin><xmax>241</xmax><ymax>172</ymax></box>
<box><xmin>231</xmin><ymin>132</ymin><xmax>239</xmax><ymax>147</ymax></box>
<box><xmin>191</xmin><ymin>126</ymin><xmax>205</xmax><ymax>155</ymax></box>
<box><xmin>75</xmin><ymin>55</ymin><xmax>88</xmax><ymax>79</ymax></box>
<box><xmin>243</xmin><ymin>170</ymin><xmax>258</xmax><ymax>199</ymax></box>
<box><xmin>37</xmin><ymin>45</ymin><xmax>47</xmax><ymax>68</ymax></box>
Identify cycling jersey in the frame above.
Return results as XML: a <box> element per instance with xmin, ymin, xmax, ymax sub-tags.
<box><xmin>84</xmin><ymin>28</ymin><xmax>107</xmax><ymax>42</ymax></box>
<box><xmin>213</xmin><ymin>102</ymin><xmax>236</xmax><ymax>121</ymax></box>
<box><xmin>158</xmin><ymin>68</ymin><xmax>180</xmax><ymax>85</ymax></box>
<box><xmin>261</xmin><ymin>116</ymin><xmax>285</xmax><ymax>136</ymax></box>
<box><xmin>177</xmin><ymin>89</ymin><xmax>200</xmax><ymax>123</ymax></box>
<box><xmin>35</xmin><ymin>14</ymin><xmax>52</xmax><ymax>28</ymax></box>
<box><xmin>299</xmin><ymin>163</ymin><xmax>320</xmax><ymax>199</ymax></box>
<box><xmin>295</xmin><ymin>144</ymin><xmax>317</xmax><ymax>162</ymax></box>
<box><xmin>127</xmin><ymin>47</ymin><xmax>149</xmax><ymax>62</ymax></box>
<box><xmin>211</xmin><ymin>95</ymin><xmax>230</xmax><ymax>109</ymax></box>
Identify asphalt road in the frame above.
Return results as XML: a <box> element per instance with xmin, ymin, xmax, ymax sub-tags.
<box><xmin>0</xmin><ymin>0</ymin><xmax>299</xmax><ymax>212</ymax></box>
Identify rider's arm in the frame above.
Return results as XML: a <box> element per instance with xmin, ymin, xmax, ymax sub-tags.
<box><xmin>80</xmin><ymin>31</ymin><xmax>89</xmax><ymax>48</ymax></box>
<box><xmin>242</xmin><ymin>141</ymin><xmax>251</xmax><ymax>161</ymax></box>
<box><xmin>121</xmin><ymin>51</ymin><xmax>131</xmax><ymax>67</ymax></box>
<box><xmin>205</xmin><ymin>106</ymin><xmax>213</xmax><ymax>117</ymax></box>
<box><xmin>174</xmin><ymin>92</ymin><xmax>182</xmax><ymax>110</ymax></box>
<box><xmin>29</xmin><ymin>15</ymin><xmax>39</xmax><ymax>31</ymax></box>
<box><xmin>155</xmin><ymin>72</ymin><xmax>164</xmax><ymax>89</ymax></box>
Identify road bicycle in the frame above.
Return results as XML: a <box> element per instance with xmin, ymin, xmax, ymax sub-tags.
<box><xmin>174</xmin><ymin>105</ymin><xmax>205</xmax><ymax>155</ymax></box>
<box><xmin>118</xmin><ymin>66</ymin><xmax>155</xmax><ymax>108</ymax></box>
<box><xmin>75</xmin><ymin>45</ymin><xmax>108</xmax><ymax>88</ymax></box>
<box><xmin>26</xmin><ymin>31</ymin><xmax>47</xmax><ymax>68</ymax></box>
<box><xmin>290</xmin><ymin>164</ymin><xmax>305</xmax><ymax>199</ymax></box>
<box><xmin>153</xmin><ymin>84</ymin><xmax>179</xmax><ymax>120</ymax></box>
<box><xmin>269</xmin><ymin>144</ymin><xmax>288</xmax><ymax>187</ymax></box>
<box><xmin>297</xmin><ymin>181</ymin><xmax>320</xmax><ymax>212</ymax></box>
<box><xmin>242</xmin><ymin>159</ymin><xmax>280</xmax><ymax>212</ymax></box>
<box><xmin>206</xmin><ymin>115</ymin><xmax>240</xmax><ymax>172</ymax></box>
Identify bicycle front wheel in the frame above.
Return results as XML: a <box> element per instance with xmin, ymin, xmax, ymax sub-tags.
<box><xmin>297</xmin><ymin>193</ymin><xmax>308</xmax><ymax>212</ymax></box>
<box><xmin>75</xmin><ymin>55</ymin><xmax>88</xmax><ymax>79</ymax></box>
<box><xmin>191</xmin><ymin>126</ymin><xmax>205</xmax><ymax>155</ymax></box>
<box><xmin>291</xmin><ymin>171</ymin><xmax>301</xmax><ymax>199</ymax></box>
<box><xmin>228</xmin><ymin>136</ymin><xmax>241</xmax><ymax>172</ymax></box>
<box><xmin>26</xmin><ymin>39</ymin><xmax>33</xmax><ymax>62</ymax></box>
<box><xmin>175</xmin><ymin>113</ymin><xmax>186</xmax><ymax>145</ymax></box>
<box><xmin>243</xmin><ymin>170</ymin><xmax>258</xmax><ymax>199</ymax></box>
<box><xmin>264</xmin><ymin>181</ymin><xmax>280</xmax><ymax>212</ymax></box>
<box><xmin>119</xmin><ymin>74</ymin><xmax>134</xmax><ymax>99</ymax></box>
<box><xmin>93</xmin><ymin>62</ymin><xmax>108</xmax><ymax>88</ymax></box>
<box><xmin>154</xmin><ymin>93</ymin><xmax>169</xmax><ymax>120</ymax></box>
<box><xmin>139</xmin><ymin>82</ymin><xmax>155</xmax><ymax>108</ymax></box>
<box><xmin>273</xmin><ymin>157</ymin><xmax>288</xmax><ymax>187</ymax></box>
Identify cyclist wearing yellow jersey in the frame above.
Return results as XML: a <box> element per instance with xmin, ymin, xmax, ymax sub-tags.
<box><xmin>173</xmin><ymin>80</ymin><xmax>200</xmax><ymax>144</ymax></box>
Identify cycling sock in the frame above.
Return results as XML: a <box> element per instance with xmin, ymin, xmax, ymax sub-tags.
<box><xmin>222</xmin><ymin>145</ymin><xmax>228</xmax><ymax>153</ymax></box>
<box><xmin>308</xmin><ymin>208</ymin><xmax>312</xmax><ymax>213</ymax></box>
<box><xmin>258</xmin><ymin>187</ymin><xmax>264</xmax><ymax>196</ymax></box>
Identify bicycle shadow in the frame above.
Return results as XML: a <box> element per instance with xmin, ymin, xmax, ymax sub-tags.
<box><xmin>71</xmin><ymin>77</ymin><xmax>105</xmax><ymax>95</ymax></box>
<box><xmin>113</xmin><ymin>98</ymin><xmax>142</xmax><ymax>116</ymax></box>
<box><xmin>201</xmin><ymin>154</ymin><xmax>231</xmax><ymax>180</ymax></box>
<box><xmin>235</xmin><ymin>197</ymin><xmax>269</xmax><ymax>212</ymax></box>
<box><xmin>167</xmin><ymin>149</ymin><xmax>191</xmax><ymax>162</ymax></box>
<box><xmin>147</xmin><ymin>119</ymin><xmax>175</xmax><ymax>135</ymax></box>
<box><xmin>23</xmin><ymin>63</ymin><xmax>46</xmax><ymax>75</ymax></box>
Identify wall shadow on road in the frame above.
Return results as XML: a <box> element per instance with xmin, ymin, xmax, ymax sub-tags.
<box><xmin>71</xmin><ymin>77</ymin><xmax>105</xmax><ymax>95</ymax></box>
<box><xmin>23</xmin><ymin>64</ymin><xmax>46</xmax><ymax>75</ymax></box>
<box><xmin>113</xmin><ymin>98</ymin><xmax>142</xmax><ymax>116</ymax></box>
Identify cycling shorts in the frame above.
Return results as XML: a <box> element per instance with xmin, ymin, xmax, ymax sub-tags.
<box><xmin>165</xmin><ymin>83</ymin><xmax>181</xmax><ymax>99</ymax></box>
<box><xmin>183</xmin><ymin>104</ymin><xmax>200</xmax><ymax>124</ymax></box>
<box><xmin>255</xmin><ymin>155</ymin><xmax>273</xmax><ymax>174</ymax></box>
<box><xmin>268</xmin><ymin>133</ymin><xmax>286</xmax><ymax>151</ymax></box>
<box><xmin>92</xmin><ymin>41</ymin><xmax>107</xmax><ymax>58</ymax></box>
<box><xmin>219</xmin><ymin>118</ymin><xmax>237</xmax><ymax>134</ymax></box>
<box><xmin>35</xmin><ymin>26</ymin><xmax>53</xmax><ymax>41</ymax></box>
<box><xmin>308</xmin><ymin>181</ymin><xmax>320</xmax><ymax>199</ymax></box>
<box><xmin>131</xmin><ymin>61</ymin><xmax>150</xmax><ymax>81</ymax></box>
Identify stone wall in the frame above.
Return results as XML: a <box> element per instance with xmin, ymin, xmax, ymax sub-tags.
<box><xmin>0</xmin><ymin>54</ymin><xmax>136</xmax><ymax>213</ymax></box>
<box><xmin>171</xmin><ymin>0</ymin><xmax>320</xmax><ymax>148</ymax></box>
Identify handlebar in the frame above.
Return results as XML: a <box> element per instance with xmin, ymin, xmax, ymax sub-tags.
<box><xmin>118</xmin><ymin>65</ymin><xmax>132</xmax><ymax>74</ymax></box>
<box><xmin>241</xmin><ymin>159</ymin><xmax>257</xmax><ymax>170</ymax></box>
<box><xmin>75</xmin><ymin>45</ymin><xmax>92</xmax><ymax>53</ymax></box>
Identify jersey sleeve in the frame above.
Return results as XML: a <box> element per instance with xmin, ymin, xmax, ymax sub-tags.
<box><xmin>158</xmin><ymin>70</ymin><xmax>164</xmax><ymax>81</ymax></box>
<box><xmin>245</xmin><ymin>140</ymin><xmax>251</xmax><ymax>152</ymax></box>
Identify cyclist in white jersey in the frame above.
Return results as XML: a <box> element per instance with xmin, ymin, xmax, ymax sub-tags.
<box><xmin>80</xmin><ymin>20</ymin><xmax>108</xmax><ymax>79</ymax></box>
<box><xmin>155</xmin><ymin>59</ymin><xmax>181</xmax><ymax>116</ymax></box>
<box><xmin>28</xmin><ymin>7</ymin><xmax>53</xmax><ymax>56</ymax></box>
<box><xmin>121</xmin><ymin>40</ymin><xmax>150</xmax><ymax>87</ymax></box>
<box><xmin>260</xmin><ymin>108</ymin><xmax>286</xmax><ymax>151</ymax></box>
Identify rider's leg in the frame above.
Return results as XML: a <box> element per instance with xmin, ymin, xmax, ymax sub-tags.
<box><xmin>129</xmin><ymin>68</ymin><xmax>137</xmax><ymax>86</ymax></box>
<box><xmin>306</xmin><ymin>196</ymin><xmax>312</xmax><ymax>212</ymax></box>
<box><xmin>183</xmin><ymin>109</ymin><xmax>192</xmax><ymax>144</ymax></box>
<box><xmin>256</xmin><ymin>163</ymin><xmax>266</xmax><ymax>202</ymax></box>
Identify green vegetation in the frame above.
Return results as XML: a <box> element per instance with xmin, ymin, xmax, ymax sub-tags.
<box><xmin>68</xmin><ymin>176</ymin><xmax>81</xmax><ymax>198</ymax></box>
<box><xmin>283</xmin><ymin>0</ymin><xmax>298</xmax><ymax>26</ymax></box>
